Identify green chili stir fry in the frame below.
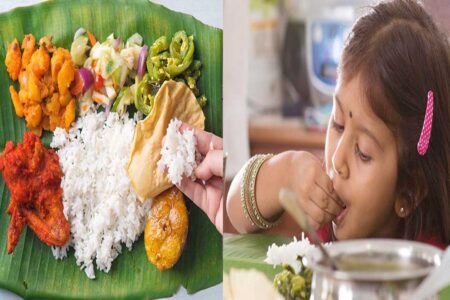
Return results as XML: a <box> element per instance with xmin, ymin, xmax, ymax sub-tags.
<box><xmin>137</xmin><ymin>30</ymin><xmax>206</xmax><ymax>115</ymax></box>
<box><xmin>273</xmin><ymin>257</ymin><xmax>313</xmax><ymax>300</ymax></box>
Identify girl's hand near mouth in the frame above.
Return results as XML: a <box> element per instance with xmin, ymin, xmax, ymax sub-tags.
<box><xmin>227</xmin><ymin>150</ymin><xmax>344</xmax><ymax>234</ymax></box>
<box><xmin>287</xmin><ymin>151</ymin><xmax>344</xmax><ymax>230</ymax></box>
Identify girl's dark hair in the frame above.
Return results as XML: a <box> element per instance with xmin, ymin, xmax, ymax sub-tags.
<box><xmin>339</xmin><ymin>0</ymin><xmax>450</xmax><ymax>243</ymax></box>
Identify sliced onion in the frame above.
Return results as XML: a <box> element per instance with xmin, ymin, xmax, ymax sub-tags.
<box><xmin>137</xmin><ymin>45</ymin><xmax>148</xmax><ymax>79</ymax></box>
<box><xmin>74</xmin><ymin>27</ymin><xmax>86</xmax><ymax>40</ymax></box>
<box><xmin>79</xmin><ymin>67</ymin><xmax>94</xmax><ymax>94</ymax></box>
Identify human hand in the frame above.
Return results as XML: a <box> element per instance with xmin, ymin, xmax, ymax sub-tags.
<box><xmin>176</xmin><ymin>123</ymin><xmax>223</xmax><ymax>234</ymax></box>
<box><xmin>287</xmin><ymin>151</ymin><xmax>344</xmax><ymax>230</ymax></box>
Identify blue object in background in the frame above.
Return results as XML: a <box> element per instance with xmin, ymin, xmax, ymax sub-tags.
<box><xmin>311</xmin><ymin>21</ymin><xmax>348</xmax><ymax>86</ymax></box>
<box><xmin>306</xmin><ymin>7</ymin><xmax>353</xmax><ymax>108</ymax></box>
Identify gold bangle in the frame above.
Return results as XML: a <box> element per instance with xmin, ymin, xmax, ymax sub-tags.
<box><xmin>240</xmin><ymin>155</ymin><xmax>258</xmax><ymax>226</ymax></box>
<box><xmin>249</xmin><ymin>154</ymin><xmax>279</xmax><ymax>229</ymax></box>
<box><xmin>240</xmin><ymin>154</ymin><xmax>280</xmax><ymax>229</ymax></box>
<box><xmin>244</xmin><ymin>155</ymin><xmax>263</xmax><ymax>227</ymax></box>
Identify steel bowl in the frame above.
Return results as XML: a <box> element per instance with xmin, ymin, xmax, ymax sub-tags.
<box><xmin>304</xmin><ymin>239</ymin><xmax>443</xmax><ymax>300</ymax></box>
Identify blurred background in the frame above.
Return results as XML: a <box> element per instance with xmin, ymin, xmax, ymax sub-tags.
<box><xmin>223</xmin><ymin>0</ymin><xmax>450</xmax><ymax>234</ymax></box>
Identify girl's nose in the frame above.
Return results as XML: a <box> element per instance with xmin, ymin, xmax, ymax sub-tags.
<box><xmin>332</xmin><ymin>139</ymin><xmax>349</xmax><ymax>179</ymax></box>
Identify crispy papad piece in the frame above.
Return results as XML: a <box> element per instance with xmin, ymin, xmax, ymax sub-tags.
<box><xmin>126</xmin><ymin>80</ymin><xmax>205</xmax><ymax>201</ymax></box>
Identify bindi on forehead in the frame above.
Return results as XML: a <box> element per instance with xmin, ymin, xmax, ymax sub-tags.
<box><xmin>349</xmin><ymin>111</ymin><xmax>353</xmax><ymax>118</ymax></box>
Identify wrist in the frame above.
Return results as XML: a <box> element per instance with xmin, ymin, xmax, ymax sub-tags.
<box><xmin>258</xmin><ymin>152</ymin><xmax>294</xmax><ymax>219</ymax></box>
<box><xmin>242</xmin><ymin>154</ymin><xmax>284</xmax><ymax>229</ymax></box>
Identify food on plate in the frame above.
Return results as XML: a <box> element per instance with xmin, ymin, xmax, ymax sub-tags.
<box><xmin>21</xmin><ymin>34</ymin><xmax>35</xmax><ymax>67</ymax></box>
<box><xmin>70</xmin><ymin>29</ymin><xmax>206</xmax><ymax>118</ymax></box>
<box><xmin>147</xmin><ymin>31</ymin><xmax>194</xmax><ymax>80</ymax></box>
<box><xmin>5</xmin><ymin>38</ymin><xmax>21</xmax><ymax>80</ymax></box>
<box><xmin>126</xmin><ymin>80</ymin><xmax>205</xmax><ymax>201</ymax></box>
<box><xmin>70</xmin><ymin>29</ymin><xmax>145</xmax><ymax>115</ymax></box>
<box><xmin>50</xmin><ymin>111</ymin><xmax>151</xmax><ymax>279</ymax></box>
<box><xmin>144</xmin><ymin>187</ymin><xmax>188</xmax><ymax>271</ymax></box>
<box><xmin>0</xmin><ymin>132</ymin><xmax>70</xmax><ymax>254</ymax></box>
<box><xmin>157</xmin><ymin>118</ymin><xmax>198</xmax><ymax>185</ymax></box>
<box><xmin>2</xmin><ymin>28</ymin><xmax>211</xmax><ymax>277</ymax></box>
<box><xmin>5</xmin><ymin>34</ymin><xmax>80</xmax><ymax>135</ymax></box>
<box><xmin>265</xmin><ymin>234</ymin><xmax>319</xmax><ymax>300</ymax></box>
<box><xmin>272</xmin><ymin>263</ymin><xmax>313</xmax><ymax>300</ymax></box>
<box><xmin>137</xmin><ymin>31</ymin><xmax>206</xmax><ymax>115</ymax></box>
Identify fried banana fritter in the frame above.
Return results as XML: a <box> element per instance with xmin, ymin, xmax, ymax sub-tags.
<box><xmin>144</xmin><ymin>187</ymin><xmax>188</xmax><ymax>271</ymax></box>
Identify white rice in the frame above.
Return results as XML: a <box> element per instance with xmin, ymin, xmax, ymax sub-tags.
<box><xmin>265</xmin><ymin>233</ymin><xmax>321</xmax><ymax>274</ymax></box>
<box><xmin>50</xmin><ymin>110</ymin><xmax>151</xmax><ymax>279</ymax></box>
<box><xmin>157</xmin><ymin>118</ymin><xmax>199</xmax><ymax>185</ymax></box>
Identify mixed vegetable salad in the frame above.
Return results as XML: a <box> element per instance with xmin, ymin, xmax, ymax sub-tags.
<box><xmin>69</xmin><ymin>28</ymin><xmax>206</xmax><ymax>117</ymax></box>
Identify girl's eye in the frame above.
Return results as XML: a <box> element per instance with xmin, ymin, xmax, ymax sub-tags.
<box><xmin>331</xmin><ymin>119</ymin><xmax>344</xmax><ymax>133</ymax></box>
<box><xmin>356</xmin><ymin>145</ymin><xmax>371</xmax><ymax>162</ymax></box>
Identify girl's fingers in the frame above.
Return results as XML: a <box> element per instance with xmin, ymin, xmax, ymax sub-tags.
<box><xmin>298</xmin><ymin>194</ymin><xmax>335</xmax><ymax>229</ymax></box>
<box><xmin>314</xmin><ymin>171</ymin><xmax>345</xmax><ymax>208</ymax></box>
<box><xmin>195</xmin><ymin>149</ymin><xmax>224</xmax><ymax>180</ymax></box>
<box><xmin>315</xmin><ymin>165</ymin><xmax>334</xmax><ymax>194</ymax></box>
<box><xmin>179</xmin><ymin>123</ymin><xmax>223</xmax><ymax>155</ymax></box>
<box><xmin>309</xmin><ymin>184</ymin><xmax>343</xmax><ymax>217</ymax></box>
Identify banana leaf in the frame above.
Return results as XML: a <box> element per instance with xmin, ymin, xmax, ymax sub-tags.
<box><xmin>224</xmin><ymin>234</ymin><xmax>450</xmax><ymax>299</ymax></box>
<box><xmin>223</xmin><ymin>234</ymin><xmax>291</xmax><ymax>279</ymax></box>
<box><xmin>0</xmin><ymin>0</ymin><xmax>222</xmax><ymax>299</ymax></box>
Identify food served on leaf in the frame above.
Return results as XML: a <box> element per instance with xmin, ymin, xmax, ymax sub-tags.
<box><xmin>69</xmin><ymin>29</ymin><xmax>206</xmax><ymax>118</ymax></box>
<box><xmin>5</xmin><ymin>34</ymin><xmax>80</xmax><ymax>136</ymax></box>
<box><xmin>128</xmin><ymin>81</ymin><xmax>204</xmax><ymax>271</ymax></box>
<box><xmin>144</xmin><ymin>187</ymin><xmax>188</xmax><ymax>271</ymax></box>
<box><xmin>52</xmin><ymin>30</ymin><xmax>206</xmax><ymax>277</ymax></box>
<box><xmin>0</xmin><ymin>132</ymin><xmax>70</xmax><ymax>254</ymax></box>
<box><xmin>70</xmin><ymin>29</ymin><xmax>144</xmax><ymax>115</ymax></box>
<box><xmin>5</xmin><ymin>38</ymin><xmax>21</xmax><ymax>81</ymax></box>
<box><xmin>50</xmin><ymin>111</ymin><xmax>151</xmax><ymax>279</ymax></box>
<box><xmin>137</xmin><ymin>31</ymin><xmax>207</xmax><ymax>115</ymax></box>
<box><xmin>2</xmin><ymin>28</ymin><xmax>209</xmax><ymax>278</ymax></box>
<box><xmin>126</xmin><ymin>80</ymin><xmax>205</xmax><ymax>201</ymax></box>
<box><xmin>158</xmin><ymin>118</ymin><xmax>199</xmax><ymax>185</ymax></box>
<box><xmin>265</xmin><ymin>234</ymin><xmax>320</xmax><ymax>300</ymax></box>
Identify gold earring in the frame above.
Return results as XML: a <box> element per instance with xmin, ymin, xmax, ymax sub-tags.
<box><xmin>400</xmin><ymin>207</ymin><xmax>405</xmax><ymax>215</ymax></box>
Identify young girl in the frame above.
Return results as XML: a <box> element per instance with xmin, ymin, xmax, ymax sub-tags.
<box><xmin>226</xmin><ymin>0</ymin><xmax>450</xmax><ymax>249</ymax></box>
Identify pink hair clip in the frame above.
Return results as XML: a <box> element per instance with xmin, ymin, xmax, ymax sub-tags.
<box><xmin>417</xmin><ymin>90</ymin><xmax>434</xmax><ymax>156</ymax></box>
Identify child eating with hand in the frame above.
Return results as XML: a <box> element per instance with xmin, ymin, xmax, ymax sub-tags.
<box><xmin>227</xmin><ymin>0</ymin><xmax>450</xmax><ymax>248</ymax></box>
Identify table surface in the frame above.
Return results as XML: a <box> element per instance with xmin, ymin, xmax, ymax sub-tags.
<box><xmin>0</xmin><ymin>1</ymin><xmax>222</xmax><ymax>299</ymax></box>
<box><xmin>249</xmin><ymin>114</ymin><xmax>326</xmax><ymax>149</ymax></box>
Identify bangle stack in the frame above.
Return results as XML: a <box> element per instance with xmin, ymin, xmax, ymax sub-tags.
<box><xmin>240</xmin><ymin>154</ymin><xmax>280</xmax><ymax>229</ymax></box>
